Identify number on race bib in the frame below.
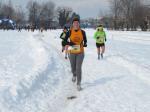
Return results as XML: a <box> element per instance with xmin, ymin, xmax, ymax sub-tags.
<box><xmin>70</xmin><ymin>45</ymin><xmax>81</xmax><ymax>53</ymax></box>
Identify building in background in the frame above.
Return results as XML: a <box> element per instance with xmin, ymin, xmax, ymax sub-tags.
<box><xmin>0</xmin><ymin>19</ymin><xmax>16</xmax><ymax>30</ymax></box>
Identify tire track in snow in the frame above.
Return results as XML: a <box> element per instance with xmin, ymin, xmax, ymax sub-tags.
<box><xmin>107</xmin><ymin>54</ymin><xmax>150</xmax><ymax>85</ymax></box>
<box><xmin>107</xmin><ymin>34</ymin><xmax>150</xmax><ymax>85</ymax></box>
<box><xmin>1</xmin><ymin>34</ymin><xmax>69</xmax><ymax>112</ymax></box>
<box><xmin>32</xmin><ymin>33</ymin><xmax>80</xmax><ymax>112</ymax></box>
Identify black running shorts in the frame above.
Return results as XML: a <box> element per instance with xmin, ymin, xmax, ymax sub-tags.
<box><xmin>96</xmin><ymin>43</ymin><xmax>105</xmax><ymax>48</ymax></box>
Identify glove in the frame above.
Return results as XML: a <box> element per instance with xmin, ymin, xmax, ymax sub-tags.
<box><xmin>62</xmin><ymin>41</ymin><xmax>67</xmax><ymax>46</ymax></box>
<box><xmin>97</xmin><ymin>37</ymin><xmax>100</xmax><ymax>39</ymax></box>
<box><xmin>83</xmin><ymin>43</ymin><xmax>87</xmax><ymax>47</ymax></box>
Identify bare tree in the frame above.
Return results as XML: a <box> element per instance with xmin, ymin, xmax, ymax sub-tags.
<box><xmin>27</xmin><ymin>1</ymin><xmax>55</xmax><ymax>29</ymax></box>
<box><xmin>14</xmin><ymin>6</ymin><xmax>25</xmax><ymax>25</ymax></box>
<box><xmin>109</xmin><ymin>0</ymin><xmax>150</xmax><ymax>30</ymax></box>
<box><xmin>120</xmin><ymin>0</ymin><xmax>147</xmax><ymax>30</ymax></box>
<box><xmin>110</xmin><ymin>0</ymin><xmax>122</xmax><ymax>30</ymax></box>
<box><xmin>0</xmin><ymin>1</ymin><xmax>2</xmax><ymax>18</ymax></box>
<box><xmin>57</xmin><ymin>6</ymin><xmax>72</xmax><ymax>27</ymax></box>
<box><xmin>39</xmin><ymin>1</ymin><xmax>55</xmax><ymax>29</ymax></box>
<box><xmin>137</xmin><ymin>5</ymin><xmax>149</xmax><ymax>31</ymax></box>
<box><xmin>0</xmin><ymin>0</ymin><xmax>15</xmax><ymax>19</ymax></box>
<box><xmin>27</xmin><ymin>1</ymin><xmax>40</xmax><ymax>27</ymax></box>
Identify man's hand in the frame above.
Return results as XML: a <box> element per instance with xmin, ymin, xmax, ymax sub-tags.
<box><xmin>83</xmin><ymin>43</ymin><xmax>87</xmax><ymax>47</ymax></box>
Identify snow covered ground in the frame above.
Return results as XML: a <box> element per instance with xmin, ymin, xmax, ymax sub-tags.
<box><xmin>0</xmin><ymin>29</ymin><xmax>150</xmax><ymax>112</ymax></box>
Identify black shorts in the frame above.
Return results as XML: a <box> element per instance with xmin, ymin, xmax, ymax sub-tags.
<box><xmin>96</xmin><ymin>43</ymin><xmax>105</xmax><ymax>48</ymax></box>
<box><xmin>62</xmin><ymin>41</ymin><xmax>66</xmax><ymax>46</ymax></box>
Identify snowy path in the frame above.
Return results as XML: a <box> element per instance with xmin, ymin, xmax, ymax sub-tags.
<box><xmin>43</xmin><ymin>29</ymin><xmax>150</xmax><ymax>112</ymax></box>
<box><xmin>0</xmin><ymin>29</ymin><xmax>150</xmax><ymax>112</ymax></box>
<box><xmin>0</xmin><ymin>30</ymin><xmax>77</xmax><ymax>112</ymax></box>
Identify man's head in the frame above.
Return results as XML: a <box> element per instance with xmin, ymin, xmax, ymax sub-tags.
<box><xmin>63</xmin><ymin>26</ymin><xmax>68</xmax><ymax>32</ymax></box>
<box><xmin>97</xmin><ymin>25</ymin><xmax>103</xmax><ymax>31</ymax></box>
<box><xmin>72</xmin><ymin>17</ymin><xmax>80</xmax><ymax>30</ymax></box>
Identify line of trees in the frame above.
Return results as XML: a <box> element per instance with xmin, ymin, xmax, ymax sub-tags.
<box><xmin>0</xmin><ymin>0</ymin><xmax>79</xmax><ymax>29</ymax></box>
<box><xmin>0</xmin><ymin>0</ymin><xmax>25</xmax><ymax>25</ymax></box>
<box><xmin>2</xmin><ymin>0</ymin><xmax>149</xmax><ymax>31</ymax></box>
<box><xmin>27</xmin><ymin>1</ymin><xmax>56</xmax><ymax>29</ymax></box>
<box><xmin>101</xmin><ymin>0</ymin><xmax>150</xmax><ymax>31</ymax></box>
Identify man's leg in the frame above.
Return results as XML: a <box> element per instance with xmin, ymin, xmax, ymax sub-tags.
<box><xmin>65</xmin><ymin>45</ymin><xmax>69</xmax><ymax>59</ymax></box>
<box><xmin>76</xmin><ymin>53</ymin><xmax>84</xmax><ymax>86</ymax></box>
<box><xmin>97</xmin><ymin>48</ymin><xmax>100</xmax><ymax>60</ymax></box>
<box><xmin>69</xmin><ymin>54</ymin><xmax>77</xmax><ymax>82</ymax></box>
<box><xmin>101</xmin><ymin>45</ymin><xmax>105</xmax><ymax>58</ymax></box>
<box><xmin>101</xmin><ymin>45</ymin><xmax>105</xmax><ymax>54</ymax></box>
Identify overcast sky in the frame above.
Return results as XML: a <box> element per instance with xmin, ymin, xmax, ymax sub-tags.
<box><xmin>2</xmin><ymin>0</ymin><xmax>110</xmax><ymax>19</ymax></box>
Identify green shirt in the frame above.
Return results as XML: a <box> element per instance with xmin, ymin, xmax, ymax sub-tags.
<box><xmin>94</xmin><ymin>31</ymin><xmax>106</xmax><ymax>44</ymax></box>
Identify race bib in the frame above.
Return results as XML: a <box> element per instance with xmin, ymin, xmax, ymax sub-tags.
<box><xmin>70</xmin><ymin>45</ymin><xmax>81</xmax><ymax>53</ymax></box>
<box><xmin>97</xmin><ymin>36</ymin><xmax>105</xmax><ymax>43</ymax></box>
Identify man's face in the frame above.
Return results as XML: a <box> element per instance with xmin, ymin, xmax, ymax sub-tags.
<box><xmin>97</xmin><ymin>27</ymin><xmax>103</xmax><ymax>31</ymax></box>
<box><xmin>63</xmin><ymin>29</ymin><xmax>67</xmax><ymax>32</ymax></box>
<box><xmin>73</xmin><ymin>21</ymin><xmax>80</xmax><ymax>30</ymax></box>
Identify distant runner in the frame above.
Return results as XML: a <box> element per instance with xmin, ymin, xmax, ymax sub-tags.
<box><xmin>94</xmin><ymin>25</ymin><xmax>107</xmax><ymax>59</ymax></box>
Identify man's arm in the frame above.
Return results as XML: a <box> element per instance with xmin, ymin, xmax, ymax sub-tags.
<box><xmin>82</xmin><ymin>30</ymin><xmax>87</xmax><ymax>47</ymax></box>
